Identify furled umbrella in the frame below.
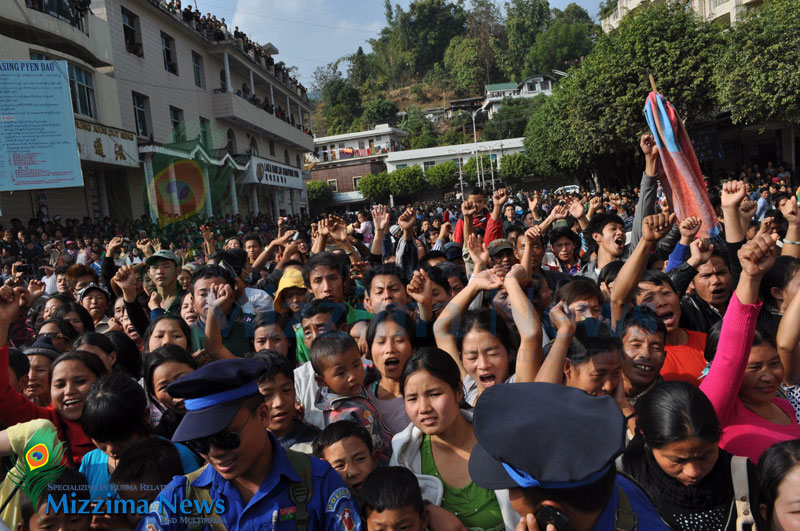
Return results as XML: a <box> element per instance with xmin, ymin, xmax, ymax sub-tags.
<box><xmin>644</xmin><ymin>79</ymin><xmax>720</xmax><ymax>238</ymax></box>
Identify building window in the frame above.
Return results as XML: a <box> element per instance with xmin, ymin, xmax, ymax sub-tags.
<box><xmin>121</xmin><ymin>8</ymin><xmax>143</xmax><ymax>56</ymax></box>
<box><xmin>296</xmin><ymin>154</ymin><xmax>301</xmax><ymax>168</ymax></box>
<box><xmin>353</xmin><ymin>177</ymin><xmax>361</xmax><ymax>190</ymax></box>
<box><xmin>132</xmin><ymin>92</ymin><xmax>150</xmax><ymax>137</ymax></box>
<box><xmin>397</xmin><ymin>164</ymin><xmax>407</xmax><ymax>170</ymax></box>
<box><xmin>358</xmin><ymin>140</ymin><xmax>365</xmax><ymax>150</ymax></box>
<box><xmin>161</xmin><ymin>32</ymin><xmax>178</xmax><ymax>75</ymax></box>
<box><xmin>284</xmin><ymin>150</ymin><xmax>290</xmax><ymax>165</ymax></box>
<box><xmin>31</xmin><ymin>53</ymin><xmax>96</xmax><ymax>118</ymax></box>
<box><xmin>199</xmin><ymin>117</ymin><xmax>211</xmax><ymax>148</ymax></box>
<box><xmin>375</xmin><ymin>136</ymin><xmax>382</xmax><ymax>141</ymax></box>
<box><xmin>169</xmin><ymin>106</ymin><xmax>185</xmax><ymax>141</ymax></box>
<box><xmin>192</xmin><ymin>52</ymin><xmax>204</xmax><ymax>88</ymax></box>
<box><xmin>269</xmin><ymin>139</ymin><xmax>275</xmax><ymax>157</ymax></box>
<box><xmin>541</xmin><ymin>80</ymin><xmax>550</xmax><ymax>90</ymax></box>
<box><xmin>249</xmin><ymin>137</ymin><xmax>258</xmax><ymax>155</ymax></box>
<box><xmin>423</xmin><ymin>161</ymin><xmax>436</xmax><ymax>171</ymax></box>
<box><xmin>327</xmin><ymin>179</ymin><xmax>338</xmax><ymax>192</ymax></box>
<box><xmin>226</xmin><ymin>129</ymin><xmax>237</xmax><ymax>153</ymax></box>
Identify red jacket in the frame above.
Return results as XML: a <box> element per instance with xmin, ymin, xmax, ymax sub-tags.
<box><xmin>0</xmin><ymin>345</ymin><xmax>93</xmax><ymax>466</ymax></box>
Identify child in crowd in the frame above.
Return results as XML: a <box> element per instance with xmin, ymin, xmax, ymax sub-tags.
<box><xmin>309</xmin><ymin>331</ymin><xmax>392</xmax><ymax>464</ymax></box>
<box><xmin>360</xmin><ymin>467</ymin><xmax>428</xmax><ymax>531</ymax></box>
<box><xmin>313</xmin><ymin>420</ymin><xmax>378</xmax><ymax>495</ymax></box>
<box><xmin>248</xmin><ymin>349</ymin><xmax>319</xmax><ymax>453</ymax></box>
<box><xmin>17</xmin><ymin>468</ymin><xmax>91</xmax><ymax>531</ymax></box>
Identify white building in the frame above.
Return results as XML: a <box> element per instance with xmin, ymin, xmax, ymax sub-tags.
<box><xmin>602</xmin><ymin>0</ymin><xmax>764</xmax><ymax>31</ymax></box>
<box><xmin>0</xmin><ymin>0</ymin><xmax>315</xmax><ymax>225</ymax></box>
<box><xmin>482</xmin><ymin>76</ymin><xmax>556</xmax><ymax>119</ymax></box>
<box><xmin>385</xmin><ymin>138</ymin><xmax>526</xmax><ymax>187</ymax></box>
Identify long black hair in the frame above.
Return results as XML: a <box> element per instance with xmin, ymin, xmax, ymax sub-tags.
<box><xmin>621</xmin><ymin>381</ymin><xmax>721</xmax><ymax>505</ymax></box>
<box><xmin>142</xmin><ymin>344</ymin><xmax>197</xmax><ymax>413</ymax></box>
<box><xmin>142</xmin><ymin>314</ymin><xmax>192</xmax><ymax>354</ymax></box>
<box><xmin>400</xmin><ymin>347</ymin><xmax>464</xmax><ymax>402</ymax></box>
<box><xmin>81</xmin><ymin>373</ymin><xmax>149</xmax><ymax>443</ymax></box>
<box><xmin>53</xmin><ymin>302</ymin><xmax>95</xmax><ymax>333</ymax></box>
<box><xmin>366</xmin><ymin>309</ymin><xmax>418</xmax><ymax>354</ymax></box>
<box><xmin>104</xmin><ymin>330</ymin><xmax>143</xmax><ymax>378</ymax></box>
<box><xmin>758</xmin><ymin>439</ymin><xmax>800</xmax><ymax>530</ymax></box>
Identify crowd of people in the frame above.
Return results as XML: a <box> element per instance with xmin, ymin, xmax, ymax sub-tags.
<box><xmin>0</xmin><ymin>139</ymin><xmax>799</xmax><ymax>531</ymax></box>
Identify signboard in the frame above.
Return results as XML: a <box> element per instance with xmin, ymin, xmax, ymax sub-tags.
<box><xmin>242</xmin><ymin>155</ymin><xmax>304</xmax><ymax>190</ymax></box>
<box><xmin>0</xmin><ymin>60</ymin><xmax>83</xmax><ymax>191</ymax></box>
<box><xmin>75</xmin><ymin>119</ymin><xmax>139</xmax><ymax>167</ymax></box>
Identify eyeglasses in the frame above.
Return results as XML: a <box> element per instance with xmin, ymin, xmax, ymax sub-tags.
<box><xmin>186</xmin><ymin>410</ymin><xmax>256</xmax><ymax>455</ymax></box>
<box><xmin>37</xmin><ymin>332</ymin><xmax>61</xmax><ymax>339</ymax></box>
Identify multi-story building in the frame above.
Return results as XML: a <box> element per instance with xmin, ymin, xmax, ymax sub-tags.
<box><xmin>0</xmin><ymin>1</ymin><xmax>139</xmax><ymax>222</ymax></box>
<box><xmin>0</xmin><ymin>0</ymin><xmax>314</xmax><ymax>225</ymax></box>
<box><xmin>309</xmin><ymin>124</ymin><xmax>407</xmax><ymax>209</ymax></box>
<box><xmin>602</xmin><ymin>0</ymin><xmax>764</xmax><ymax>31</ymax></box>
<box><xmin>95</xmin><ymin>0</ymin><xmax>314</xmax><ymax>221</ymax></box>
<box><xmin>482</xmin><ymin>76</ymin><xmax>556</xmax><ymax>119</ymax></box>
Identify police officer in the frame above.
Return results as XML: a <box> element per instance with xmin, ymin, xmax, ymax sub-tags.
<box><xmin>468</xmin><ymin>382</ymin><xmax>670</xmax><ymax>531</ymax></box>
<box><xmin>139</xmin><ymin>359</ymin><xmax>362</xmax><ymax>531</ymax></box>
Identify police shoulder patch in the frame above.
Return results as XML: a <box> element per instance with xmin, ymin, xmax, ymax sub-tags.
<box><xmin>326</xmin><ymin>487</ymin><xmax>351</xmax><ymax>512</ymax></box>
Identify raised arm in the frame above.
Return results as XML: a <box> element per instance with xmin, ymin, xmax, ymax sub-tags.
<box><xmin>490</xmin><ymin>188</ymin><xmax>509</xmax><ymax>222</ymax></box>
<box><xmin>204</xmin><ymin>284</ymin><xmax>237</xmax><ymax>361</ymax></box>
<box><xmin>700</xmin><ymin>233</ymin><xmax>777</xmax><ymax>424</ymax></box>
<box><xmin>610</xmin><ymin>213</ymin><xmax>674</xmax><ymax>327</ymax></box>
<box><xmin>535</xmin><ymin>302</ymin><xmax>574</xmax><ymax>385</ymax></box>
<box><xmin>780</xmin><ymin>197</ymin><xmax>800</xmax><ymax>259</ymax></box>
<box><xmin>505</xmin><ymin>264</ymin><xmax>542</xmax><ymax>383</ymax></box>
<box><xmin>721</xmin><ymin>180</ymin><xmax>748</xmax><ymax>244</ymax></box>
<box><xmin>433</xmin><ymin>269</ymin><xmax>503</xmax><ymax>379</ymax></box>
<box><xmin>370</xmin><ymin>205</ymin><xmax>390</xmax><ymax>258</ymax></box>
<box><xmin>630</xmin><ymin>134</ymin><xmax>661</xmax><ymax>249</ymax></box>
<box><xmin>777</xmin><ymin>279</ymin><xmax>800</xmax><ymax>385</ymax></box>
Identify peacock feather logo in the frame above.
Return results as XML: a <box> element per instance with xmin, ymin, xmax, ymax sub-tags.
<box><xmin>7</xmin><ymin>428</ymin><xmax>67</xmax><ymax>513</ymax></box>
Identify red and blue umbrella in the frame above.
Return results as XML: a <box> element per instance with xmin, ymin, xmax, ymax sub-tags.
<box><xmin>644</xmin><ymin>90</ymin><xmax>720</xmax><ymax>238</ymax></box>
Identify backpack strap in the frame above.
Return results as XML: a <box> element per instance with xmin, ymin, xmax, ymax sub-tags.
<box><xmin>731</xmin><ymin>455</ymin><xmax>756</xmax><ymax>531</ymax></box>
<box><xmin>286</xmin><ymin>449</ymin><xmax>313</xmax><ymax>531</ymax></box>
<box><xmin>183</xmin><ymin>464</ymin><xmax>226</xmax><ymax>531</ymax></box>
<box><xmin>614</xmin><ymin>485</ymin><xmax>638</xmax><ymax>531</ymax></box>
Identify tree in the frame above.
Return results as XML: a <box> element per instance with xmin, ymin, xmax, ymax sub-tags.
<box><xmin>500</xmin><ymin>0</ymin><xmax>552</xmax><ymax>79</ymax></box>
<box><xmin>524</xmin><ymin>8</ymin><xmax>597</xmax><ymax>76</ymax></box>
<box><xmin>444</xmin><ymin>36</ymin><xmax>484</xmax><ymax>96</ymax></box>
<box><xmin>466</xmin><ymin>0</ymin><xmax>505</xmax><ymax>82</ymax></box>
<box><xmin>399</xmin><ymin>106</ymin><xmax>437</xmax><ymax>149</ymax></box>
<box><xmin>358</xmin><ymin>171</ymin><xmax>391</xmax><ymax>201</ymax></box>
<box><xmin>483</xmin><ymin>96</ymin><xmax>543</xmax><ymax>140</ymax></box>
<box><xmin>321</xmin><ymin>79</ymin><xmax>363</xmax><ymax>135</ymax></box>
<box><xmin>426</xmin><ymin>160</ymin><xmax>460</xmax><ymax>189</ymax></box>
<box><xmin>389</xmin><ymin>166</ymin><xmax>427</xmax><ymax>197</ymax></box>
<box><xmin>347</xmin><ymin>47</ymin><xmax>370</xmax><ymax>87</ymax></box>
<box><xmin>499</xmin><ymin>152</ymin><xmax>533</xmax><ymax>185</ymax></box>
<box><xmin>713</xmin><ymin>0</ymin><xmax>800</xmax><ymax>125</ymax></box>
<box><xmin>311</xmin><ymin>61</ymin><xmax>342</xmax><ymax>94</ymax></box>
<box><xmin>362</xmin><ymin>98</ymin><xmax>399</xmax><ymax>126</ymax></box>
<box><xmin>524</xmin><ymin>3</ymin><xmax>722</xmax><ymax>181</ymax></box>
<box><xmin>306</xmin><ymin>181</ymin><xmax>333</xmax><ymax>210</ymax></box>
<box><xmin>462</xmin><ymin>154</ymin><xmax>495</xmax><ymax>184</ymax></box>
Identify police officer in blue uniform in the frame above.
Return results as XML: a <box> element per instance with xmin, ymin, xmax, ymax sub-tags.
<box><xmin>138</xmin><ymin>359</ymin><xmax>362</xmax><ymax>531</ymax></box>
<box><xmin>468</xmin><ymin>382</ymin><xmax>670</xmax><ymax>531</ymax></box>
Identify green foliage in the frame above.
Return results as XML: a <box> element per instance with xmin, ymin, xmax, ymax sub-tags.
<box><xmin>306</xmin><ymin>180</ymin><xmax>333</xmax><ymax>208</ymax></box>
<box><xmin>483</xmin><ymin>96</ymin><xmax>543</xmax><ymax>141</ymax></box>
<box><xmin>400</xmin><ymin>106</ymin><xmax>437</xmax><ymax>149</ymax></box>
<box><xmin>462</xmin><ymin>154</ymin><xmax>495</xmax><ymax>183</ymax></box>
<box><xmin>523</xmin><ymin>11</ymin><xmax>597</xmax><ymax>76</ymax></box>
<box><xmin>358</xmin><ymin>171</ymin><xmax>392</xmax><ymax>201</ymax></box>
<box><xmin>444</xmin><ymin>36</ymin><xmax>484</xmax><ymax>96</ymax></box>
<box><xmin>363</xmin><ymin>98</ymin><xmax>399</xmax><ymax>125</ymax></box>
<box><xmin>713</xmin><ymin>0</ymin><xmax>800</xmax><ymax>125</ymax></box>
<box><xmin>525</xmin><ymin>2</ymin><xmax>722</xmax><ymax>177</ymax></box>
<box><xmin>438</xmin><ymin>126</ymin><xmax>471</xmax><ymax>146</ymax></box>
<box><xmin>466</xmin><ymin>0</ymin><xmax>506</xmax><ymax>83</ymax></box>
<box><xmin>500</xmin><ymin>0</ymin><xmax>551</xmax><ymax>79</ymax></box>
<box><xmin>426</xmin><ymin>160</ymin><xmax>460</xmax><ymax>189</ymax></box>
<box><xmin>321</xmin><ymin>79</ymin><xmax>363</xmax><ymax>135</ymax></box>
<box><xmin>499</xmin><ymin>152</ymin><xmax>533</xmax><ymax>184</ymax></box>
<box><xmin>311</xmin><ymin>61</ymin><xmax>342</xmax><ymax>94</ymax></box>
<box><xmin>389</xmin><ymin>166</ymin><xmax>427</xmax><ymax>196</ymax></box>
<box><xmin>598</xmin><ymin>0</ymin><xmax>618</xmax><ymax>20</ymax></box>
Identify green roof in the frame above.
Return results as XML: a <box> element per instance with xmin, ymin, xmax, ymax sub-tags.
<box><xmin>486</xmin><ymin>82</ymin><xmax>518</xmax><ymax>91</ymax></box>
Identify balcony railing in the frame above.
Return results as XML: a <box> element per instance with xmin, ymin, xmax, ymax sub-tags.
<box><xmin>25</xmin><ymin>0</ymin><xmax>88</xmax><ymax>32</ymax></box>
<box><xmin>213</xmin><ymin>89</ymin><xmax>312</xmax><ymax>137</ymax></box>
<box><xmin>319</xmin><ymin>144</ymin><xmax>400</xmax><ymax>163</ymax></box>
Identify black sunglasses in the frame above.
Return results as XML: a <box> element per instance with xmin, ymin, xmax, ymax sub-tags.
<box><xmin>186</xmin><ymin>411</ymin><xmax>256</xmax><ymax>455</ymax></box>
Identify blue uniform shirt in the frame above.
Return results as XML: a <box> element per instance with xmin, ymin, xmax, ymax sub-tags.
<box><xmin>137</xmin><ymin>434</ymin><xmax>362</xmax><ymax>531</ymax></box>
<box><xmin>592</xmin><ymin>475</ymin><xmax>669</xmax><ymax>530</ymax></box>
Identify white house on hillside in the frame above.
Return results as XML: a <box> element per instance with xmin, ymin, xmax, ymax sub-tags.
<box><xmin>482</xmin><ymin>75</ymin><xmax>556</xmax><ymax>119</ymax></box>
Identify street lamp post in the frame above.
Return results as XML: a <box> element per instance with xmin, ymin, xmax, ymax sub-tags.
<box><xmin>448</xmin><ymin>149</ymin><xmax>468</xmax><ymax>198</ymax></box>
<box><xmin>470</xmin><ymin>109</ymin><xmax>482</xmax><ymax>188</ymax></box>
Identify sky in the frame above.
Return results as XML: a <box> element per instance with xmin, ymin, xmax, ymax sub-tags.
<box><xmin>195</xmin><ymin>0</ymin><xmax>603</xmax><ymax>85</ymax></box>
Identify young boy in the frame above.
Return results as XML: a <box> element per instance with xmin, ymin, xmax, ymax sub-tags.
<box><xmin>359</xmin><ymin>467</ymin><xmax>428</xmax><ymax>531</ymax></box>
<box><xmin>18</xmin><ymin>468</ymin><xmax>91</xmax><ymax>531</ymax></box>
<box><xmin>312</xmin><ymin>420</ymin><xmax>377</xmax><ymax>495</ymax></box>
<box><xmin>309</xmin><ymin>332</ymin><xmax>391</xmax><ymax>464</ymax></box>
<box><xmin>249</xmin><ymin>349</ymin><xmax>319</xmax><ymax>454</ymax></box>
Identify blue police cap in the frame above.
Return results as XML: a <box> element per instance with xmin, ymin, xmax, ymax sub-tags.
<box><xmin>469</xmin><ymin>382</ymin><xmax>625</xmax><ymax>491</ymax></box>
<box><xmin>167</xmin><ymin>359</ymin><xmax>265</xmax><ymax>443</ymax></box>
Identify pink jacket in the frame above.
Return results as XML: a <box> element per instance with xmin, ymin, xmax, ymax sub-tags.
<box><xmin>700</xmin><ymin>293</ymin><xmax>800</xmax><ymax>463</ymax></box>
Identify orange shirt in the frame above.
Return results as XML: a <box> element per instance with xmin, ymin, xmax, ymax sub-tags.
<box><xmin>661</xmin><ymin>329</ymin><xmax>708</xmax><ymax>386</ymax></box>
